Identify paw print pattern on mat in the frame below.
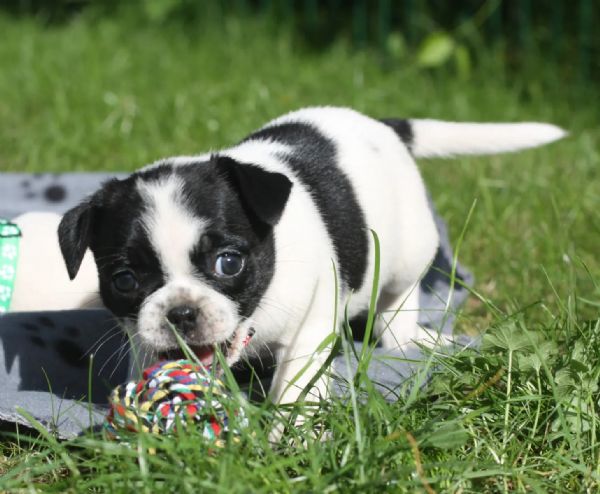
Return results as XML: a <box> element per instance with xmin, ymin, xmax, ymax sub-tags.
<box><xmin>20</xmin><ymin>174</ymin><xmax>68</xmax><ymax>204</ymax></box>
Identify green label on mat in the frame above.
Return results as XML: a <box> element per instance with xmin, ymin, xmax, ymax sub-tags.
<box><xmin>0</xmin><ymin>219</ymin><xmax>20</xmax><ymax>314</ymax></box>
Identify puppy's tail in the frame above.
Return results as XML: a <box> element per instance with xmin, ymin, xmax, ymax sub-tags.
<box><xmin>381</xmin><ymin>118</ymin><xmax>567</xmax><ymax>158</ymax></box>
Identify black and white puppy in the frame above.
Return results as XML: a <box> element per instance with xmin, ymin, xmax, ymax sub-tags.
<box><xmin>58</xmin><ymin>107</ymin><xmax>565</xmax><ymax>405</ymax></box>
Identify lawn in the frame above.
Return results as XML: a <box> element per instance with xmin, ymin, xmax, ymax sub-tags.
<box><xmin>0</xmin><ymin>8</ymin><xmax>599</xmax><ymax>493</ymax></box>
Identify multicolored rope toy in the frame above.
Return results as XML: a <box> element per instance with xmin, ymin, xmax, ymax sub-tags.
<box><xmin>104</xmin><ymin>359</ymin><xmax>247</xmax><ymax>444</ymax></box>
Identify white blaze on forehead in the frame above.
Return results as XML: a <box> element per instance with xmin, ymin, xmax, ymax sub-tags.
<box><xmin>137</xmin><ymin>176</ymin><xmax>207</xmax><ymax>279</ymax></box>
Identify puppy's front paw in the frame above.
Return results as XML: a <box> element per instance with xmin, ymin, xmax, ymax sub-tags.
<box><xmin>268</xmin><ymin>408</ymin><xmax>331</xmax><ymax>446</ymax></box>
<box><xmin>268</xmin><ymin>421</ymin><xmax>286</xmax><ymax>445</ymax></box>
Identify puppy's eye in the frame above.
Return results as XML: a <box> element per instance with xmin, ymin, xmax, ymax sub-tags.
<box><xmin>112</xmin><ymin>271</ymin><xmax>139</xmax><ymax>293</ymax></box>
<box><xmin>214</xmin><ymin>252</ymin><xmax>245</xmax><ymax>277</ymax></box>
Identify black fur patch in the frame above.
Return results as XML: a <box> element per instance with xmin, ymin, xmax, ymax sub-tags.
<box><xmin>215</xmin><ymin>156</ymin><xmax>292</xmax><ymax>227</ymax></box>
<box><xmin>172</xmin><ymin>161</ymin><xmax>280</xmax><ymax>319</ymax></box>
<box><xmin>62</xmin><ymin>172</ymin><xmax>167</xmax><ymax>318</ymax></box>
<box><xmin>243</xmin><ymin>122</ymin><xmax>369</xmax><ymax>292</ymax></box>
<box><xmin>380</xmin><ymin>118</ymin><xmax>413</xmax><ymax>151</ymax></box>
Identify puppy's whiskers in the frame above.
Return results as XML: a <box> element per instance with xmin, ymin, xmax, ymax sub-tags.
<box><xmin>109</xmin><ymin>344</ymin><xmax>134</xmax><ymax>379</ymax></box>
<box><xmin>109</xmin><ymin>330</ymin><xmax>145</xmax><ymax>379</ymax></box>
<box><xmin>83</xmin><ymin>323</ymin><xmax>124</xmax><ymax>358</ymax></box>
<box><xmin>98</xmin><ymin>337</ymin><xmax>131</xmax><ymax>377</ymax></box>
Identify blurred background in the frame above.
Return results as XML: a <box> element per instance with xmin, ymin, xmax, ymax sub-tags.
<box><xmin>0</xmin><ymin>0</ymin><xmax>598</xmax><ymax>321</ymax></box>
<box><xmin>2</xmin><ymin>0</ymin><xmax>599</xmax><ymax>81</ymax></box>
<box><xmin>1</xmin><ymin>0</ymin><xmax>597</xmax><ymax>171</ymax></box>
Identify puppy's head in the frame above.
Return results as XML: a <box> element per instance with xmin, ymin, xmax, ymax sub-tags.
<box><xmin>58</xmin><ymin>156</ymin><xmax>292</xmax><ymax>366</ymax></box>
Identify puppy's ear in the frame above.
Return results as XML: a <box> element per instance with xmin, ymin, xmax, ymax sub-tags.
<box><xmin>58</xmin><ymin>200</ymin><xmax>94</xmax><ymax>280</ymax></box>
<box><xmin>216</xmin><ymin>156</ymin><xmax>293</xmax><ymax>226</ymax></box>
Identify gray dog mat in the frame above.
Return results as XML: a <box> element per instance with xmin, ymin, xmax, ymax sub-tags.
<box><xmin>0</xmin><ymin>173</ymin><xmax>475</xmax><ymax>438</ymax></box>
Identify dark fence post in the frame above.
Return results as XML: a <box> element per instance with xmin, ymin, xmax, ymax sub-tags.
<box><xmin>579</xmin><ymin>0</ymin><xmax>592</xmax><ymax>80</ymax></box>
<box><xmin>352</xmin><ymin>0</ymin><xmax>368</xmax><ymax>49</ymax></box>
<box><xmin>550</xmin><ymin>1</ymin><xmax>563</xmax><ymax>65</ymax></box>
<box><xmin>518</xmin><ymin>0</ymin><xmax>532</xmax><ymax>62</ymax></box>
<box><xmin>378</xmin><ymin>0</ymin><xmax>391</xmax><ymax>51</ymax></box>
<box><xmin>217</xmin><ymin>0</ymin><xmax>596</xmax><ymax>81</ymax></box>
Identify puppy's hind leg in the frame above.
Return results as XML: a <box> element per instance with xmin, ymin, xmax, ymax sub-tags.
<box><xmin>375</xmin><ymin>283</ymin><xmax>451</xmax><ymax>350</ymax></box>
<box><xmin>375</xmin><ymin>283</ymin><xmax>420</xmax><ymax>348</ymax></box>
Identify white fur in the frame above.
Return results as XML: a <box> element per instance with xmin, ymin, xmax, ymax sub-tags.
<box><xmin>142</xmin><ymin>153</ymin><xmax>213</xmax><ymax>171</ymax></box>
<box><xmin>137</xmin><ymin>176</ymin><xmax>205</xmax><ymax>279</ymax></box>
<box><xmin>410</xmin><ymin>120</ymin><xmax>566</xmax><ymax>158</ymax></box>
<box><xmin>136</xmin><ymin>279</ymin><xmax>240</xmax><ymax>351</ymax></box>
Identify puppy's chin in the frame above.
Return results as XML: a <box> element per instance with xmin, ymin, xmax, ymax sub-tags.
<box><xmin>156</xmin><ymin>323</ymin><xmax>254</xmax><ymax>368</ymax></box>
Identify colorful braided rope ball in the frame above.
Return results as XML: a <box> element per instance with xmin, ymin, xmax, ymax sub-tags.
<box><xmin>104</xmin><ymin>359</ymin><xmax>247</xmax><ymax>444</ymax></box>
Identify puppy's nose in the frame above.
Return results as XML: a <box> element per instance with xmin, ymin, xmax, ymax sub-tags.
<box><xmin>166</xmin><ymin>305</ymin><xmax>198</xmax><ymax>333</ymax></box>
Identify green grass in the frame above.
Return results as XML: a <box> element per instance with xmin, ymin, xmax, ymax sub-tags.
<box><xmin>1</xmin><ymin>10</ymin><xmax>599</xmax><ymax>493</ymax></box>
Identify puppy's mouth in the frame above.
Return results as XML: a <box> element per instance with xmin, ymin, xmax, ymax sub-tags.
<box><xmin>158</xmin><ymin>327</ymin><xmax>254</xmax><ymax>367</ymax></box>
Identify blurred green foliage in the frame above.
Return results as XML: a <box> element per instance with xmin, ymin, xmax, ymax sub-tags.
<box><xmin>3</xmin><ymin>0</ymin><xmax>598</xmax><ymax>81</ymax></box>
